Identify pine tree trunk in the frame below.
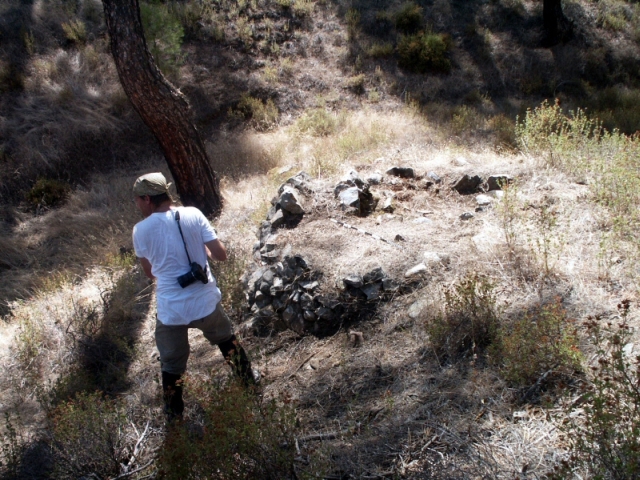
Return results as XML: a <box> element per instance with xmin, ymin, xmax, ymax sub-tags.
<box><xmin>102</xmin><ymin>0</ymin><xmax>222</xmax><ymax>217</ymax></box>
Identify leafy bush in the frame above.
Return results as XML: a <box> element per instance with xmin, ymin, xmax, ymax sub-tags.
<box><xmin>427</xmin><ymin>274</ymin><xmax>500</xmax><ymax>362</ymax></box>
<box><xmin>397</xmin><ymin>32</ymin><xmax>451</xmax><ymax>74</ymax></box>
<box><xmin>395</xmin><ymin>2</ymin><xmax>423</xmax><ymax>33</ymax></box>
<box><xmin>232</xmin><ymin>95</ymin><xmax>279</xmax><ymax>131</ymax></box>
<box><xmin>297</xmin><ymin>108</ymin><xmax>341</xmax><ymax>136</ymax></box>
<box><xmin>140</xmin><ymin>1</ymin><xmax>184</xmax><ymax>76</ymax></box>
<box><xmin>451</xmin><ymin>105</ymin><xmax>482</xmax><ymax>134</ymax></box>
<box><xmin>487</xmin><ymin>113</ymin><xmax>517</xmax><ymax>149</ymax></box>
<box><xmin>158</xmin><ymin>380</ymin><xmax>297</xmax><ymax>479</ymax></box>
<box><xmin>26</xmin><ymin>178</ymin><xmax>71</xmax><ymax>208</ymax></box>
<box><xmin>366</xmin><ymin>42</ymin><xmax>394</xmax><ymax>58</ymax></box>
<box><xmin>496</xmin><ymin>298</ymin><xmax>582</xmax><ymax>387</ymax></box>
<box><xmin>50</xmin><ymin>392</ymin><xmax>128</xmax><ymax>478</ymax></box>
<box><xmin>554</xmin><ymin>300</ymin><xmax>640</xmax><ymax>479</ymax></box>
<box><xmin>516</xmin><ymin>101</ymin><xmax>640</xmax><ymax>259</ymax></box>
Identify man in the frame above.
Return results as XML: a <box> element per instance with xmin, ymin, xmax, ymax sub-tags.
<box><xmin>132</xmin><ymin>172</ymin><xmax>257</xmax><ymax>420</ymax></box>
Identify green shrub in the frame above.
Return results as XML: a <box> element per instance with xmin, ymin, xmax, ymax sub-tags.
<box><xmin>451</xmin><ymin>105</ymin><xmax>482</xmax><ymax>134</ymax></box>
<box><xmin>50</xmin><ymin>392</ymin><xmax>128</xmax><ymax>478</ymax></box>
<box><xmin>26</xmin><ymin>178</ymin><xmax>71</xmax><ymax>208</ymax></box>
<box><xmin>346</xmin><ymin>8</ymin><xmax>360</xmax><ymax>40</ymax></box>
<box><xmin>397</xmin><ymin>32</ymin><xmax>451</xmax><ymax>74</ymax></box>
<box><xmin>496</xmin><ymin>298</ymin><xmax>582</xmax><ymax>388</ymax></box>
<box><xmin>61</xmin><ymin>19</ymin><xmax>87</xmax><ymax>45</ymax></box>
<box><xmin>140</xmin><ymin>1</ymin><xmax>184</xmax><ymax>76</ymax></box>
<box><xmin>232</xmin><ymin>95</ymin><xmax>279</xmax><ymax>131</ymax></box>
<box><xmin>487</xmin><ymin>113</ymin><xmax>517</xmax><ymax>149</ymax></box>
<box><xmin>158</xmin><ymin>380</ymin><xmax>296</xmax><ymax>480</ymax></box>
<box><xmin>395</xmin><ymin>2</ymin><xmax>423</xmax><ymax>33</ymax></box>
<box><xmin>427</xmin><ymin>274</ymin><xmax>500</xmax><ymax>362</ymax></box>
<box><xmin>296</xmin><ymin>108</ymin><xmax>340</xmax><ymax>136</ymax></box>
<box><xmin>366</xmin><ymin>42</ymin><xmax>394</xmax><ymax>58</ymax></box>
<box><xmin>554</xmin><ymin>300</ymin><xmax>640</xmax><ymax>479</ymax></box>
<box><xmin>209</xmin><ymin>243</ymin><xmax>247</xmax><ymax>316</ymax></box>
<box><xmin>345</xmin><ymin>73</ymin><xmax>366</xmax><ymax>95</ymax></box>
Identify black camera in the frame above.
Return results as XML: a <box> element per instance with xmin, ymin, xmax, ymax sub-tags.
<box><xmin>177</xmin><ymin>262</ymin><xmax>209</xmax><ymax>288</ymax></box>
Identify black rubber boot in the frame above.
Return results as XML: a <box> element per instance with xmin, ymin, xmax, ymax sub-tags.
<box><xmin>161</xmin><ymin>371</ymin><xmax>184</xmax><ymax>421</ymax></box>
<box><xmin>217</xmin><ymin>335</ymin><xmax>258</xmax><ymax>387</ymax></box>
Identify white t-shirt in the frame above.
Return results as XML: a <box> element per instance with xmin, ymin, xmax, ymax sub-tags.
<box><xmin>132</xmin><ymin>206</ymin><xmax>222</xmax><ymax>325</ymax></box>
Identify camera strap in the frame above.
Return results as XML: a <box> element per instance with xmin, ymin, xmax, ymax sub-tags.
<box><xmin>174</xmin><ymin>210</ymin><xmax>193</xmax><ymax>264</ymax></box>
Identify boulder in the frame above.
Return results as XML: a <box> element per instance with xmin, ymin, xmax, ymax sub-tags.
<box><xmin>278</xmin><ymin>186</ymin><xmax>305</xmax><ymax>214</ymax></box>
<box><xmin>476</xmin><ymin>194</ymin><xmax>493</xmax><ymax>206</ymax></box>
<box><xmin>460</xmin><ymin>212</ymin><xmax>474</xmax><ymax>220</ymax></box>
<box><xmin>452</xmin><ymin>174</ymin><xmax>483</xmax><ymax>194</ymax></box>
<box><xmin>363</xmin><ymin>267</ymin><xmax>385</xmax><ymax>284</ymax></box>
<box><xmin>343</xmin><ymin>274</ymin><xmax>364</xmax><ymax>288</ymax></box>
<box><xmin>339</xmin><ymin>187</ymin><xmax>360</xmax><ymax>208</ymax></box>
<box><xmin>361</xmin><ymin>283</ymin><xmax>381</xmax><ymax>300</ymax></box>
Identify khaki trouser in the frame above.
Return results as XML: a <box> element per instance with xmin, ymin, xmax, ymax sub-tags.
<box><xmin>155</xmin><ymin>302</ymin><xmax>233</xmax><ymax>375</ymax></box>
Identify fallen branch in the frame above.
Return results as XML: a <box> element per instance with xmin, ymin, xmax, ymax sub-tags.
<box><xmin>111</xmin><ymin>459</ymin><xmax>154</xmax><ymax>480</ymax></box>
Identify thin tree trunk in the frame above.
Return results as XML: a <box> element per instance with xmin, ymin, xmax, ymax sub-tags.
<box><xmin>102</xmin><ymin>0</ymin><xmax>222</xmax><ymax>217</ymax></box>
<box><xmin>543</xmin><ymin>0</ymin><xmax>569</xmax><ymax>46</ymax></box>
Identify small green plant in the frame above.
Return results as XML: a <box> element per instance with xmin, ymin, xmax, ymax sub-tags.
<box><xmin>495</xmin><ymin>298</ymin><xmax>582</xmax><ymax>388</ymax></box>
<box><xmin>345</xmin><ymin>73</ymin><xmax>366</xmax><ymax>95</ymax></box>
<box><xmin>496</xmin><ymin>179</ymin><xmax>521</xmax><ymax>257</ymax></box>
<box><xmin>50</xmin><ymin>392</ymin><xmax>128</xmax><ymax>478</ymax></box>
<box><xmin>296</xmin><ymin>108</ymin><xmax>340</xmax><ymax>136</ymax></box>
<box><xmin>231</xmin><ymin>95</ymin><xmax>279</xmax><ymax>131</ymax></box>
<box><xmin>209</xmin><ymin>243</ymin><xmax>247</xmax><ymax>316</ymax></box>
<box><xmin>366</xmin><ymin>42</ymin><xmax>394</xmax><ymax>58</ymax></box>
<box><xmin>346</xmin><ymin>8</ymin><xmax>360</xmax><ymax>40</ymax></box>
<box><xmin>395</xmin><ymin>2</ymin><xmax>423</xmax><ymax>33</ymax></box>
<box><xmin>26</xmin><ymin>178</ymin><xmax>71</xmax><ymax>208</ymax></box>
<box><xmin>293</xmin><ymin>0</ymin><xmax>314</xmax><ymax>17</ymax></box>
<box><xmin>487</xmin><ymin>113</ymin><xmax>517</xmax><ymax>149</ymax></box>
<box><xmin>158</xmin><ymin>380</ymin><xmax>297</xmax><ymax>479</ymax></box>
<box><xmin>61</xmin><ymin>19</ymin><xmax>87</xmax><ymax>45</ymax></box>
<box><xmin>427</xmin><ymin>274</ymin><xmax>500</xmax><ymax>362</ymax></box>
<box><xmin>554</xmin><ymin>300</ymin><xmax>640</xmax><ymax>479</ymax></box>
<box><xmin>397</xmin><ymin>31</ymin><xmax>451</xmax><ymax>74</ymax></box>
<box><xmin>451</xmin><ymin>105</ymin><xmax>482</xmax><ymax>134</ymax></box>
<box><xmin>529</xmin><ymin>202</ymin><xmax>565</xmax><ymax>287</ymax></box>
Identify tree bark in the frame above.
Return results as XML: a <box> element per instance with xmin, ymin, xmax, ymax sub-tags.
<box><xmin>102</xmin><ymin>0</ymin><xmax>222</xmax><ymax>217</ymax></box>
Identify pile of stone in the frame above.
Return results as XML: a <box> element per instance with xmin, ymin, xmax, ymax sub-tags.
<box><xmin>254</xmin><ymin>172</ymin><xmax>311</xmax><ymax>263</ymax></box>
<box><xmin>244</xmin><ymin>258</ymin><xmax>401</xmax><ymax>336</ymax></box>
<box><xmin>334</xmin><ymin>170</ymin><xmax>377</xmax><ymax>216</ymax></box>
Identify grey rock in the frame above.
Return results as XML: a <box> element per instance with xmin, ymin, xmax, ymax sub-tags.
<box><xmin>259</xmin><ymin>281</ymin><xmax>271</xmax><ymax>294</ymax></box>
<box><xmin>303</xmin><ymin>310</ymin><xmax>317</xmax><ymax>321</ymax></box>
<box><xmin>279</xmin><ymin>171</ymin><xmax>312</xmax><ymax>194</ymax></box>
<box><xmin>476</xmin><ymin>194</ymin><xmax>493</xmax><ymax>206</ymax></box>
<box><xmin>395</xmin><ymin>234</ymin><xmax>406</xmax><ymax>242</ymax></box>
<box><xmin>316</xmin><ymin>295</ymin><xmax>340</xmax><ymax>309</ymax></box>
<box><xmin>382</xmin><ymin>278</ymin><xmax>399</xmax><ymax>292</ymax></box>
<box><xmin>363</xmin><ymin>267</ymin><xmax>385</xmax><ymax>284</ymax></box>
<box><xmin>272</xmin><ymin>297</ymin><xmax>285</xmax><ymax>311</ymax></box>
<box><xmin>294</xmin><ymin>255</ymin><xmax>309</xmax><ymax>269</ymax></box>
<box><xmin>452</xmin><ymin>174</ymin><xmax>483</xmax><ymax>194</ymax></box>
<box><xmin>334</xmin><ymin>182</ymin><xmax>351</xmax><ymax>197</ymax></box>
<box><xmin>381</xmin><ymin>196</ymin><xmax>395</xmax><ymax>213</ymax></box>
<box><xmin>315</xmin><ymin>307</ymin><xmax>334</xmax><ymax>321</ymax></box>
<box><xmin>460</xmin><ymin>212</ymin><xmax>474</xmax><ymax>220</ymax></box>
<box><xmin>343</xmin><ymin>274</ymin><xmax>364</xmax><ymax>288</ymax></box>
<box><xmin>362</xmin><ymin>282</ymin><xmax>382</xmax><ymax>300</ymax></box>
<box><xmin>291</xmin><ymin>291</ymin><xmax>300</xmax><ymax>303</ymax></box>
<box><xmin>427</xmin><ymin>171</ymin><xmax>442</xmax><ymax>184</ymax></box>
<box><xmin>261</xmin><ymin>250</ymin><xmax>280</xmax><ymax>262</ymax></box>
<box><xmin>413</xmin><ymin>217</ymin><xmax>433</xmax><ymax>225</ymax></box>
<box><xmin>405</xmin><ymin>263</ymin><xmax>428</xmax><ymax>277</ymax></box>
<box><xmin>282</xmin><ymin>306</ymin><xmax>297</xmax><ymax>322</ymax></box>
<box><xmin>408</xmin><ymin>299</ymin><xmax>428</xmax><ymax>319</ymax></box>
<box><xmin>487</xmin><ymin>174</ymin><xmax>512</xmax><ymax>191</ymax></box>
<box><xmin>339</xmin><ymin>187</ymin><xmax>360</xmax><ymax>208</ymax></box>
<box><xmin>270</xmin><ymin>209</ymin><xmax>285</xmax><ymax>229</ymax></box>
<box><xmin>488</xmin><ymin>190</ymin><xmax>504</xmax><ymax>200</ymax></box>
<box><xmin>254</xmin><ymin>290</ymin><xmax>265</xmax><ymax>302</ymax></box>
<box><xmin>278</xmin><ymin>186</ymin><xmax>305</xmax><ymax>214</ymax></box>
<box><xmin>367</xmin><ymin>173</ymin><xmax>383</xmax><ymax>185</ymax></box>
<box><xmin>453</xmin><ymin>156</ymin><xmax>469</xmax><ymax>166</ymax></box>
<box><xmin>300</xmin><ymin>293</ymin><xmax>313</xmax><ymax>309</ymax></box>
<box><xmin>290</xmin><ymin>316</ymin><xmax>305</xmax><ymax>335</ymax></box>
<box><xmin>257</xmin><ymin>305</ymin><xmax>275</xmax><ymax>318</ymax></box>
<box><xmin>386</xmin><ymin>166</ymin><xmax>415</xmax><ymax>178</ymax></box>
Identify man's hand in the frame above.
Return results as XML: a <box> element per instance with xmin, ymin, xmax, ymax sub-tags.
<box><xmin>205</xmin><ymin>239</ymin><xmax>227</xmax><ymax>262</ymax></box>
<box><xmin>139</xmin><ymin>257</ymin><xmax>155</xmax><ymax>279</ymax></box>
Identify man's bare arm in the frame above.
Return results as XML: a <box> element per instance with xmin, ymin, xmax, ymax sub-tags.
<box><xmin>205</xmin><ymin>239</ymin><xmax>227</xmax><ymax>262</ymax></box>
<box><xmin>139</xmin><ymin>257</ymin><xmax>154</xmax><ymax>279</ymax></box>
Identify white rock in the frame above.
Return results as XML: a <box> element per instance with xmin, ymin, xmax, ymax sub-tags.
<box><xmin>487</xmin><ymin>190</ymin><xmax>504</xmax><ymax>200</ymax></box>
<box><xmin>408</xmin><ymin>299</ymin><xmax>429</xmax><ymax>319</ymax></box>
<box><xmin>405</xmin><ymin>263</ymin><xmax>428</xmax><ymax>277</ymax></box>
<box><xmin>413</xmin><ymin>217</ymin><xmax>433</xmax><ymax>224</ymax></box>
<box><xmin>453</xmin><ymin>156</ymin><xmax>469</xmax><ymax>166</ymax></box>
<box><xmin>476</xmin><ymin>194</ymin><xmax>493</xmax><ymax>206</ymax></box>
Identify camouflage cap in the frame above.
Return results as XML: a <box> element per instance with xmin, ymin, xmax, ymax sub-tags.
<box><xmin>133</xmin><ymin>172</ymin><xmax>172</xmax><ymax>197</ymax></box>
